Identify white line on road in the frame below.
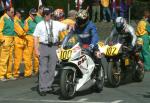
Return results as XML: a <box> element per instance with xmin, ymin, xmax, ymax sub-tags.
<box><xmin>77</xmin><ymin>98</ymin><xmax>88</xmax><ymax>102</ymax></box>
<box><xmin>0</xmin><ymin>98</ymin><xmax>124</xmax><ymax>103</ymax></box>
<box><xmin>111</xmin><ymin>100</ymin><xmax>124</xmax><ymax>103</ymax></box>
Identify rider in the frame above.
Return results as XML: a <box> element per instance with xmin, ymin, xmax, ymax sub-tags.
<box><xmin>106</xmin><ymin>17</ymin><xmax>137</xmax><ymax>50</ymax></box>
<box><xmin>63</xmin><ymin>9</ymin><xmax>99</xmax><ymax>52</ymax></box>
<box><xmin>62</xmin><ymin>9</ymin><xmax>100</xmax><ymax>90</ymax></box>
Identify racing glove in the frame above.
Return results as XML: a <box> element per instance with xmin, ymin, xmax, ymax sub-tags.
<box><xmin>88</xmin><ymin>44</ymin><xmax>94</xmax><ymax>52</ymax></box>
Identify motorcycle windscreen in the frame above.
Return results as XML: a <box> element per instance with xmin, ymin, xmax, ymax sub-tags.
<box><xmin>61</xmin><ymin>34</ymin><xmax>79</xmax><ymax>49</ymax></box>
<box><xmin>58</xmin><ymin>34</ymin><xmax>79</xmax><ymax>60</ymax></box>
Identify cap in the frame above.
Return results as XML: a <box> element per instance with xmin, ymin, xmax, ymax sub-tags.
<box><xmin>29</xmin><ymin>8</ymin><xmax>37</xmax><ymax>15</ymax></box>
<box><xmin>38</xmin><ymin>5</ymin><xmax>44</xmax><ymax>10</ymax></box>
<box><xmin>68</xmin><ymin>10</ymin><xmax>77</xmax><ymax>18</ymax></box>
<box><xmin>5</xmin><ymin>6</ymin><xmax>11</xmax><ymax>11</ymax></box>
<box><xmin>16</xmin><ymin>8</ymin><xmax>25</xmax><ymax>14</ymax></box>
<box><xmin>43</xmin><ymin>7</ymin><xmax>53</xmax><ymax>15</ymax></box>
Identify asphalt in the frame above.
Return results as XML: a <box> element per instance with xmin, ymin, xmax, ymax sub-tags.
<box><xmin>0</xmin><ymin>72</ymin><xmax>149</xmax><ymax>103</ymax></box>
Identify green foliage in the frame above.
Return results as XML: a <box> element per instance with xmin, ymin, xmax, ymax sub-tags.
<box><xmin>136</xmin><ymin>0</ymin><xmax>150</xmax><ymax>2</ymax></box>
<box><xmin>13</xmin><ymin>0</ymin><xmax>76</xmax><ymax>18</ymax></box>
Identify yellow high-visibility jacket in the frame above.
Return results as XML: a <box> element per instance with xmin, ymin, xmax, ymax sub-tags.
<box><xmin>136</xmin><ymin>20</ymin><xmax>150</xmax><ymax>36</ymax></box>
<box><xmin>59</xmin><ymin>19</ymin><xmax>75</xmax><ymax>42</ymax></box>
<box><xmin>101</xmin><ymin>0</ymin><xmax>109</xmax><ymax>7</ymax></box>
<box><xmin>0</xmin><ymin>13</ymin><xmax>14</xmax><ymax>36</ymax></box>
<box><xmin>14</xmin><ymin>16</ymin><xmax>26</xmax><ymax>37</ymax></box>
<box><xmin>24</xmin><ymin>16</ymin><xmax>37</xmax><ymax>35</ymax></box>
<box><xmin>35</xmin><ymin>13</ymin><xmax>43</xmax><ymax>23</ymax></box>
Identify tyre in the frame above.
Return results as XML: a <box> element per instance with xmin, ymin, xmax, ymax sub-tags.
<box><xmin>60</xmin><ymin>67</ymin><xmax>76</xmax><ymax>99</ymax></box>
<box><xmin>133</xmin><ymin>63</ymin><xmax>144</xmax><ymax>82</ymax></box>
<box><xmin>107</xmin><ymin>61</ymin><xmax>121</xmax><ymax>87</ymax></box>
<box><xmin>95</xmin><ymin>66</ymin><xmax>105</xmax><ymax>92</ymax></box>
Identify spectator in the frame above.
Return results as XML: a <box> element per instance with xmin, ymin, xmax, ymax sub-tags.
<box><xmin>101</xmin><ymin>0</ymin><xmax>111</xmax><ymax>22</ymax></box>
<box><xmin>33</xmin><ymin>7</ymin><xmax>69</xmax><ymax>96</ymax></box>
<box><xmin>120</xmin><ymin>0</ymin><xmax>128</xmax><ymax>19</ymax></box>
<box><xmin>91</xmin><ymin>0</ymin><xmax>101</xmax><ymax>23</ymax></box>
<box><xmin>62</xmin><ymin>10</ymin><xmax>77</xmax><ymax>26</ymax></box>
<box><xmin>0</xmin><ymin>7</ymin><xmax>15</xmax><ymax>81</ymax></box>
<box><xmin>24</xmin><ymin>8</ymin><xmax>39</xmax><ymax>77</ymax></box>
<box><xmin>53</xmin><ymin>8</ymin><xmax>65</xmax><ymax>21</ymax></box>
<box><xmin>75</xmin><ymin>0</ymin><xmax>84</xmax><ymax>11</ymax></box>
<box><xmin>13</xmin><ymin>9</ymin><xmax>30</xmax><ymax>79</ymax></box>
<box><xmin>111</xmin><ymin>0</ymin><xmax>118</xmax><ymax>22</ymax></box>
<box><xmin>35</xmin><ymin>5</ymin><xmax>44</xmax><ymax>23</ymax></box>
<box><xmin>82</xmin><ymin>0</ymin><xmax>90</xmax><ymax>10</ymax></box>
<box><xmin>143</xmin><ymin>10</ymin><xmax>150</xmax><ymax>22</ymax></box>
<box><xmin>53</xmin><ymin>8</ymin><xmax>66</xmax><ymax>42</ymax></box>
<box><xmin>58</xmin><ymin>9</ymin><xmax>77</xmax><ymax>42</ymax></box>
<box><xmin>136</xmin><ymin>10</ymin><xmax>150</xmax><ymax>71</ymax></box>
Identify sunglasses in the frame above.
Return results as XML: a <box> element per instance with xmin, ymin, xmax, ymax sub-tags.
<box><xmin>10</xmin><ymin>11</ymin><xmax>14</xmax><ymax>14</ymax></box>
<box><xmin>32</xmin><ymin>14</ymin><xmax>37</xmax><ymax>17</ymax></box>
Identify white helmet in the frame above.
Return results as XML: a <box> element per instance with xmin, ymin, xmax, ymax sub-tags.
<box><xmin>115</xmin><ymin>17</ymin><xmax>127</xmax><ymax>32</ymax></box>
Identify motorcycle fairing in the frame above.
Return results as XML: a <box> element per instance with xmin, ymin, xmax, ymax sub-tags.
<box><xmin>56</xmin><ymin>43</ymin><xmax>96</xmax><ymax>91</ymax></box>
<box><xmin>99</xmin><ymin>43</ymin><xmax>122</xmax><ymax>56</ymax></box>
<box><xmin>70</xmin><ymin>54</ymin><xmax>95</xmax><ymax>91</ymax></box>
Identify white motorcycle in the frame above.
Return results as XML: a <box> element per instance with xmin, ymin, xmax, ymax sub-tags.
<box><xmin>56</xmin><ymin>34</ymin><xmax>104</xmax><ymax>99</ymax></box>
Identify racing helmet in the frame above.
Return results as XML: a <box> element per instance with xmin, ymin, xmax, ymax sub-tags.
<box><xmin>115</xmin><ymin>17</ymin><xmax>127</xmax><ymax>32</ymax></box>
<box><xmin>53</xmin><ymin>9</ymin><xmax>65</xmax><ymax>20</ymax></box>
<box><xmin>76</xmin><ymin>9</ymin><xmax>89</xmax><ymax>26</ymax></box>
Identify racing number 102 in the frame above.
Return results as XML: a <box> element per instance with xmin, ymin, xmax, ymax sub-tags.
<box><xmin>106</xmin><ymin>47</ymin><xmax>117</xmax><ymax>56</ymax></box>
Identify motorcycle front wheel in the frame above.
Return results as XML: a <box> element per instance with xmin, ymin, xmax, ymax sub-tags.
<box><xmin>132</xmin><ymin>63</ymin><xmax>144</xmax><ymax>82</ymax></box>
<box><xmin>60</xmin><ymin>67</ymin><xmax>76</xmax><ymax>99</ymax></box>
<box><xmin>107</xmin><ymin>61</ymin><xmax>121</xmax><ymax>87</ymax></box>
<box><xmin>94</xmin><ymin>66</ymin><xmax>105</xmax><ymax>92</ymax></box>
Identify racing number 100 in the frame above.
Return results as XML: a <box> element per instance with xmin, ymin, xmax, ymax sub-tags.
<box><xmin>60</xmin><ymin>50</ymin><xmax>72</xmax><ymax>60</ymax></box>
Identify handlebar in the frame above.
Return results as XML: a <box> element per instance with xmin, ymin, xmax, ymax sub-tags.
<box><xmin>122</xmin><ymin>45</ymin><xmax>133</xmax><ymax>52</ymax></box>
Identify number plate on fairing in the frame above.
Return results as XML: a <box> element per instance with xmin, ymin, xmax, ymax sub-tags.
<box><xmin>105</xmin><ymin>44</ymin><xmax>122</xmax><ymax>56</ymax></box>
<box><xmin>60</xmin><ymin>49</ymin><xmax>72</xmax><ymax>60</ymax></box>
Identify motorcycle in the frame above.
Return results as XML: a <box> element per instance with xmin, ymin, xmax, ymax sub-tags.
<box><xmin>98</xmin><ymin>34</ymin><xmax>144</xmax><ymax>87</ymax></box>
<box><xmin>56</xmin><ymin>34</ymin><xmax>104</xmax><ymax>99</ymax></box>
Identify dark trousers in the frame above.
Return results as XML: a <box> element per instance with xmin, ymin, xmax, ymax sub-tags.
<box><xmin>39</xmin><ymin>43</ymin><xmax>58</xmax><ymax>92</ymax></box>
<box><xmin>92</xmin><ymin>5</ymin><xmax>101</xmax><ymax>22</ymax></box>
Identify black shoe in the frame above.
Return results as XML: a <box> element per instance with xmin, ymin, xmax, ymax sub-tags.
<box><xmin>47</xmin><ymin>88</ymin><xmax>54</xmax><ymax>94</ymax></box>
<box><xmin>38</xmin><ymin>91</ymin><xmax>47</xmax><ymax>96</ymax></box>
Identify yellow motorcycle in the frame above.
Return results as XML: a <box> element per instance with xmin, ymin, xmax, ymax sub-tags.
<box><xmin>98</xmin><ymin>37</ymin><xmax>144</xmax><ymax>87</ymax></box>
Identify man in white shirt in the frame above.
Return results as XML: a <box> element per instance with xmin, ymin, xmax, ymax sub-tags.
<box><xmin>33</xmin><ymin>7</ymin><xmax>68</xmax><ymax>96</ymax></box>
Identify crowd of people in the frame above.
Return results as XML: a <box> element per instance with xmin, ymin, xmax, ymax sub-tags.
<box><xmin>78</xmin><ymin>0</ymin><xmax>131</xmax><ymax>22</ymax></box>
<box><xmin>0</xmin><ymin>5</ymin><xmax>77</xmax><ymax>96</ymax></box>
<box><xmin>0</xmin><ymin>1</ymin><xmax>150</xmax><ymax>96</ymax></box>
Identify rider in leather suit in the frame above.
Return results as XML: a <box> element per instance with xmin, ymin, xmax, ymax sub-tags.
<box><xmin>63</xmin><ymin>9</ymin><xmax>99</xmax><ymax>53</ymax></box>
<box><xmin>106</xmin><ymin>17</ymin><xmax>137</xmax><ymax>49</ymax></box>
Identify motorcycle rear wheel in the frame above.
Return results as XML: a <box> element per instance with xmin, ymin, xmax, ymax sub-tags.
<box><xmin>107</xmin><ymin>61</ymin><xmax>121</xmax><ymax>87</ymax></box>
<box><xmin>60</xmin><ymin>68</ymin><xmax>76</xmax><ymax>99</ymax></box>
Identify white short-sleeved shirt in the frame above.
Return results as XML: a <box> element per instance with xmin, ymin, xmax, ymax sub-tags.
<box><xmin>33</xmin><ymin>20</ymin><xmax>67</xmax><ymax>44</ymax></box>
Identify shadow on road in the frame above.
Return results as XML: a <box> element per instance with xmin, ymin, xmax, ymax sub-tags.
<box><xmin>31</xmin><ymin>85</ymin><xmax>38</xmax><ymax>92</ymax></box>
<box><xmin>104</xmin><ymin>74</ymin><xmax>138</xmax><ymax>88</ymax></box>
<box><xmin>142</xmin><ymin>92</ymin><xmax>150</xmax><ymax>98</ymax></box>
<box><xmin>58</xmin><ymin>88</ymin><xmax>100</xmax><ymax>100</ymax></box>
<box><xmin>76</xmin><ymin>89</ymin><xmax>95</xmax><ymax>97</ymax></box>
